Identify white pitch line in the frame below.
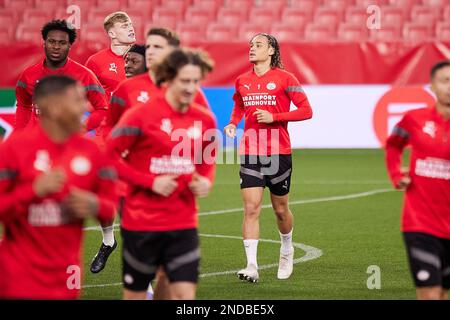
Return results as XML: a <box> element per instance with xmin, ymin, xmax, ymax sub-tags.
<box><xmin>83</xmin><ymin>188</ymin><xmax>395</xmax><ymax>231</ymax></box>
<box><xmin>82</xmin><ymin>234</ymin><xmax>322</xmax><ymax>289</ymax></box>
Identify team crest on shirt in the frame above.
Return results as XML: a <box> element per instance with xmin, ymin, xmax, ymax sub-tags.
<box><xmin>109</xmin><ymin>63</ymin><xmax>118</xmax><ymax>74</ymax></box>
<box><xmin>266</xmin><ymin>82</ymin><xmax>276</xmax><ymax>90</ymax></box>
<box><xmin>70</xmin><ymin>156</ymin><xmax>91</xmax><ymax>175</ymax></box>
<box><xmin>137</xmin><ymin>91</ymin><xmax>149</xmax><ymax>103</ymax></box>
<box><xmin>160</xmin><ymin>118</ymin><xmax>173</xmax><ymax>135</ymax></box>
<box><xmin>422</xmin><ymin>121</ymin><xmax>436</xmax><ymax>138</ymax></box>
<box><xmin>34</xmin><ymin>150</ymin><xmax>51</xmax><ymax>172</ymax></box>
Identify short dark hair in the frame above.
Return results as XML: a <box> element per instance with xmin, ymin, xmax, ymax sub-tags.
<box><xmin>34</xmin><ymin>75</ymin><xmax>78</xmax><ymax>102</ymax></box>
<box><xmin>154</xmin><ymin>48</ymin><xmax>214</xmax><ymax>86</ymax></box>
<box><xmin>252</xmin><ymin>33</ymin><xmax>284</xmax><ymax>69</ymax></box>
<box><xmin>431</xmin><ymin>61</ymin><xmax>450</xmax><ymax>79</ymax></box>
<box><xmin>41</xmin><ymin>19</ymin><xmax>77</xmax><ymax>44</ymax></box>
<box><xmin>128</xmin><ymin>44</ymin><xmax>146</xmax><ymax>57</ymax></box>
<box><xmin>147</xmin><ymin>27</ymin><xmax>180</xmax><ymax>47</ymax></box>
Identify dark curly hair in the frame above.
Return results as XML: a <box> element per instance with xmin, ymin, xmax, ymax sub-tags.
<box><xmin>41</xmin><ymin>19</ymin><xmax>77</xmax><ymax>44</ymax></box>
<box><xmin>154</xmin><ymin>48</ymin><xmax>214</xmax><ymax>87</ymax></box>
<box><xmin>253</xmin><ymin>33</ymin><xmax>284</xmax><ymax>69</ymax></box>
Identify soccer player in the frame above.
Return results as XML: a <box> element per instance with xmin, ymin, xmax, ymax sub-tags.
<box><xmin>385</xmin><ymin>61</ymin><xmax>450</xmax><ymax>300</ymax></box>
<box><xmin>106</xmin><ymin>48</ymin><xmax>217</xmax><ymax>300</ymax></box>
<box><xmin>0</xmin><ymin>75</ymin><xmax>117</xmax><ymax>299</ymax></box>
<box><xmin>85</xmin><ymin>12</ymin><xmax>136</xmax><ymax>98</ymax></box>
<box><xmin>15</xmin><ymin>20</ymin><xmax>108</xmax><ymax>131</ymax></box>
<box><xmin>125</xmin><ymin>44</ymin><xmax>147</xmax><ymax>78</ymax></box>
<box><xmin>224</xmin><ymin>33</ymin><xmax>313</xmax><ymax>282</ymax></box>
<box><xmin>107</xmin><ymin>27</ymin><xmax>209</xmax><ymax>128</ymax></box>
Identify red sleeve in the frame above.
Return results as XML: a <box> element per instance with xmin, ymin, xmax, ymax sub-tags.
<box><xmin>0</xmin><ymin>138</ymin><xmax>39</xmax><ymax>223</ymax></box>
<box><xmin>105</xmin><ymin>108</ymin><xmax>157</xmax><ymax>190</ymax></box>
<box><xmin>230</xmin><ymin>79</ymin><xmax>245</xmax><ymax>126</ymax></box>
<box><xmin>385</xmin><ymin>113</ymin><xmax>411</xmax><ymax>188</ymax></box>
<box><xmin>15</xmin><ymin>72</ymin><xmax>33</xmax><ymax>129</ymax></box>
<box><xmin>272</xmin><ymin>73</ymin><xmax>312</xmax><ymax>122</ymax></box>
<box><xmin>83</xmin><ymin>71</ymin><xmax>109</xmax><ymax>131</ymax></box>
<box><xmin>108</xmin><ymin>83</ymin><xmax>129</xmax><ymax>127</ymax></box>
<box><xmin>92</xmin><ymin>152</ymin><xmax>118</xmax><ymax>223</ymax></box>
<box><xmin>85</xmin><ymin>56</ymin><xmax>98</xmax><ymax>75</ymax></box>
<box><xmin>195</xmin><ymin>113</ymin><xmax>218</xmax><ymax>184</ymax></box>
<box><xmin>194</xmin><ymin>88</ymin><xmax>210</xmax><ymax>110</ymax></box>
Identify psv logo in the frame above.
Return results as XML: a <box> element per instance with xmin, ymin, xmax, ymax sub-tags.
<box><xmin>109</xmin><ymin>63</ymin><xmax>117</xmax><ymax>74</ymax></box>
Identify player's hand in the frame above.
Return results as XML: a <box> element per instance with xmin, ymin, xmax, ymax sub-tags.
<box><xmin>189</xmin><ymin>173</ymin><xmax>212</xmax><ymax>198</ymax></box>
<box><xmin>253</xmin><ymin>109</ymin><xmax>274</xmax><ymax>124</ymax></box>
<box><xmin>396</xmin><ymin>176</ymin><xmax>411</xmax><ymax>190</ymax></box>
<box><xmin>152</xmin><ymin>175</ymin><xmax>179</xmax><ymax>197</ymax></box>
<box><xmin>32</xmin><ymin>168</ymin><xmax>66</xmax><ymax>197</ymax></box>
<box><xmin>224</xmin><ymin>123</ymin><xmax>237</xmax><ymax>138</ymax></box>
<box><xmin>63</xmin><ymin>187</ymin><xmax>99</xmax><ymax>219</ymax></box>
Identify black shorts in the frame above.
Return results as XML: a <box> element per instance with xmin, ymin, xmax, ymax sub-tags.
<box><xmin>403</xmin><ymin>232</ymin><xmax>450</xmax><ymax>289</ymax></box>
<box><xmin>121</xmin><ymin>228</ymin><xmax>200</xmax><ymax>292</ymax></box>
<box><xmin>239</xmin><ymin>154</ymin><xmax>292</xmax><ymax>196</ymax></box>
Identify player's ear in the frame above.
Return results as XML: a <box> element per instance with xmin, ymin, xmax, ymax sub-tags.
<box><xmin>108</xmin><ymin>29</ymin><xmax>116</xmax><ymax>39</ymax></box>
<box><xmin>268</xmin><ymin>46</ymin><xmax>275</xmax><ymax>56</ymax></box>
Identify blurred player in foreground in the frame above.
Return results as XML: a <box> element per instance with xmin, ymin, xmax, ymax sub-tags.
<box><xmin>107</xmin><ymin>48</ymin><xmax>217</xmax><ymax>300</ymax></box>
<box><xmin>224</xmin><ymin>33</ymin><xmax>313</xmax><ymax>282</ymax></box>
<box><xmin>385</xmin><ymin>61</ymin><xmax>450</xmax><ymax>300</ymax></box>
<box><xmin>0</xmin><ymin>75</ymin><xmax>117</xmax><ymax>299</ymax></box>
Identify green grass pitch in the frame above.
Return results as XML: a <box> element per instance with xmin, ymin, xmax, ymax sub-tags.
<box><xmin>81</xmin><ymin>149</ymin><xmax>417</xmax><ymax>300</ymax></box>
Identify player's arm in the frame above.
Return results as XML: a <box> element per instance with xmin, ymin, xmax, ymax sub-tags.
<box><xmin>385</xmin><ymin>114</ymin><xmax>411</xmax><ymax>189</ymax></box>
<box><xmin>271</xmin><ymin>74</ymin><xmax>312</xmax><ymax>122</ymax></box>
<box><xmin>108</xmin><ymin>83</ymin><xmax>129</xmax><ymax>128</ymax></box>
<box><xmin>91</xmin><ymin>156</ymin><xmax>118</xmax><ymax>223</ymax></box>
<box><xmin>15</xmin><ymin>72</ymin><xmax>33</xmax><ymax>129</ymax></box>
<box><xmin>225</xmin><ymin>80</ymin><xmax>245</xmax><ymax>138</ymax></box>
<box><xmin>83</xmin><ymin>72</ymin><xmax>109</xmax><ymax>131</ymax></box>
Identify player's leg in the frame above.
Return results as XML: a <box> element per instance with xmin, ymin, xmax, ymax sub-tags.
<box><xmin>440</xmin><ymin>289</ymin><xmax>448</xmax><ymax>300</ymax></box>
<box><xmin>169</xmin><ymin>282</ymin><xmax>196</xmax><ymax>300</ymax></box>
<box><xmin>90</xmin><ymin>219</ymin><xmax>117</xmax><ymax>273</ymax></box>
<box><xmin>153</xmin><ymin>268</ymin><xmax>171</xmax><ymax>300</ymax></box>
<box><xmin>416</xmin><ymin>287</ymin><xmax>443</xmax><ymax>300</ymax></box>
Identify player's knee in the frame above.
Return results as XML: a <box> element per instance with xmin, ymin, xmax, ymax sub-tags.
<box><xmin>273</xmin><ymin>204</ymin><xmax>290</xmax><ymax>221</ymax></box>
<box><xmin>243</xmin><ymin>202</ymin><xmax>261</xmax><ymax>218</ymax></box>
<box><xmin>417</xmin><ymin>287</ymin><xmax>442</xmax><ymax>300</ymax></box>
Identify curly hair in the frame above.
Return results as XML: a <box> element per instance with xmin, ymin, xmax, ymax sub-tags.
<box><xmin>253</xmin><ymin>33</ymin><xmax>284</xmax><ymax>69</ymax></box>
<box><xmin>41</xmin><ymin>19</ymin><xmax>77</xmax><ymax>44</ymax></box>
<box><xmin>154</xmin><ymin>48</ymin><xmax>214</xmax><ymax>87</ymax></box>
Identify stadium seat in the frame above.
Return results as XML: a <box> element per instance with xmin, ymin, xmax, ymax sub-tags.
<box><xmin>224</xmin><ymin>0</ymin><xmax>253</xmax><ymax>12</ymax></box>
<box><xmin>152</xmin><ymin>7</ymin><xmax>184</xmax><ymax>22</ymax></box>
<box><xmin>217</xmin><ymin>8</ymin><xmax>248</xmax><ymax>25</ymax></box>
<box><xmin>4</xmin><ymin>0</ymin><xmax>34</xmax><ymax>11</ymax></box>
<box><xmin>337</xmin><ymin>23</ymin><xmax>369</xmax><ymax>41</ymax></box>
<box><xmin>422</xmin><ymin>0</ymin><xmax>447</xmax><ymax>7</ymax></box>
<box><xmin>176</xmin><ymin>22</ymin><xmax>205</xmax><ymax>43</ymax></box>
<box><xmin>288</xmin><ymin>0</ymin><xmax>316</xmax><ymax>14</ymax></box>
<box><xmin>254</xmin><ymin>0</ymin><xmax>287</xmax><ymax>14</ymax></box>
<box><xmin>0</xmin><ymin>8</ymin><xmax>19</xmax><ymax>26</ymax></box>
<box><xmin>345</xmin><ymin>6</ymin><xmax>369</xmax><ymax>25</ymax></box>
<box><xmin>248</xmin><ymin>8</ymin><xmax>280</xmax><ymax>26</ymax></box>
<box><xmin>436</xmin><ymin>22</ymin><xmax>450</xmax><ymax>42</ymax></box>
<box><xmin>191</xmin><ymin>0</ymin><xmax>222</xmax><ymax>15</ymax></box>
<box><xmin>147</xmin><ymin>15</ymin><xmax>177</xmax><ymax>31</ymax></box>
<box><xmin>158</xmin><ymin>0</ymin><xmax>190</xmax><ymax>17</ymax></box>
<box><xmin>206</xmin><ymin>23</ymin><xmax>237</xmax><ymax>41</ymax></box>
<box><xmin>0</xmin><ymin>26</ymin><xmax>13</xmax><ymax>45</ymax></box>
<box><xmin>403</xmin><ymin>23</ymin><xmax>433</xmax><ymax>42</ymax></box>
<box><xmin>281</xmin><ymin>8</ymin><xmax>313</xmax><ymax>26</ymax></box>
<box><xmin>304</xmin><ymin>23</ymin><xmax>336</xmax><ymax>41</ymax></box>
<box><xmin>322</xmin><ymin>0</ymin><xmax>355</xmax><ymax>12</ymax></box>
<box><xmin>22</xmin><ymin>9</ymin><xmax>52</xmax><ymax>27</ymax></box>
<box><xmin>444</xmin><ymin>5</ymin><xmax>450</xmax><ymax>20</ymax></box>
<box><xmin>314</xmin><ymin>8</ymin><xmax>343</xmax><ymax>29</ymax></box>
<box><xmin>355</xmin><ymin>0</ymin><xmax>388</xmax><ymax>7</ymax></box>
<box><xmin>270</xmin><ymin>23</ymin><xmax>303</xmax><ymax>42</ymax></box>
<box><xmin>411</xmin><ymin>6</ymin><xmax>439</xmax><ymax>27</ymax></box>
<box><xmin>238</xmin><ymin>23</ymin><xmax>271</xmax><ymax>42</ymax></box>
<box><xmin>127</xmin><ymin>0</ymin><xmax>154</xmax><ymax>13</ymax></box>
<box><xmin>185</xmin><ymin>7</ymin><xmax>215</xmax><ymax>29</ymax></box>
<box><xmin>388</xmin><ymin>0</ymin><xmax>422</xmax><ymax>9</ymax></box>
<box><xmin>83</xmin><ymin>25</ymin><xmax>109</xmax><ymax>49</ymax></box>
<box><xmin>370</xmin><ymin>24</ymin><xmax>401</xmax><ymax>41</ymax></box>
<box><xmin>95</xmin><ymin>0</ymin><xmax>129</xmax><ymax>11</ymax></box>
<box><xmin>16</xmin><ymin>24</ymin><xmax>44</xmax><ymax>44</ymax></box>
<box><xmin>380</xmin><ymin>6</ymin><xmax>406</xmax><ymax>27</ymax></box>
<box><xmin>88</xmin><ymin>9</ymin><xmax>115</xmax><ymax>26</ymax></box>
<box><xmin>34</xmin><ymin>0</ymin><xmax>66</xmax><ymax>11</ymax></box>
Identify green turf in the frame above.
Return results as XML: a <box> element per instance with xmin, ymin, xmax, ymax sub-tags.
<box><xmin>81</xmin><ymin>149</ymin><xmax>417</xmax><ymax>300</ymax></box>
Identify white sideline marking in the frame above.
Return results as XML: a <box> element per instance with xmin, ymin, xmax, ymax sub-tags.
<box><xmin>82</xmin><ymin>234</ymin><xmax>322</xmax><ymax>289</ymax></box>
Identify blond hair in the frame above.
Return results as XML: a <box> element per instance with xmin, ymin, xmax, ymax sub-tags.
<box><xmin>103</xmin><ymin>12</ymin><xmax>131</xmax><ymax>32</ymax></box>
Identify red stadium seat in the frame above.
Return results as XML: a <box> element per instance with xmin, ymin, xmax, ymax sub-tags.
<box><xmin>270</xmin><ymin>23</ymin><xmax>303</xmax><ymax>42</ymax></box>
<box><xmin>34</xmin><ymin>0</ymin><xmax>66</xmax><ymax>10</ymax></box>
<box><xmin>152</xmin><ymin>7</ymin><xmax>183</xmax><ymax>22</ymax></box>
<box><xmin>95</xmin><ymin>0</ymin><xmax>129</xmax><ymax>11</ymax></box>
<box><xmin>338</xmin><ymin>23</ymin><xmax>369</xmax><ymax>41</ymax></box>
<box><xmin>4</xmin><ymin>0</ymin><xmax>34</xmax><ymax>11</ymax></box>
<box><xmin>314</xmin><ymin>8</ymin><xmax>343</xmax><ymax>29</ymax></box>
<box><xmin>185</xmin><ymin>7</ymin><xmax>215</xmax><ymax>29</ymax></box>
<box><xmin>422</xmin><ymin>0</ymin><xmax>447</xmax><ymax>7</ymax></box>
<box><xmin>22</xmin><ymin>9</ymin><xmax>52</xmax><ymax>27</ymax></box>
<box><xmin>217</xmin><ymin>8</ymin><xmax>248</xmax><ymax>25</ymax></box>
<box><xmin>288</xmin><ymin>0</ymin><xmax>317</xmax><ymax>14</ymax></box>
<box><xmin>158</xmin><ymin>0</ymin><xmax>189</xmax><ymax>17</ymax></box>
<box><xmin>255</xmin><ymin>0</ymin><xmax>287</xmax><ymax>14</ymax></box>
<box><xmin>281</xmin><ymin>8</ymin><xmax>313</xmax><ymax>26</ymax></box>
<box><xmin>127</xmin><ymin>0</ymin><xmax>154</xmax><ymax>13</ymax></box>
<box><xmin>323</xmin><ymin>0</ymin><xmax>355</xmax><ymax>12</ymax></box>
<box><xmin>83</xmin><ymin>25</ymin><xmax>109</xmax><ymax>49</ymax></box>
<box><xmin>225</xmin><ymin>0</ymin><xmax>252</xmax><ymax>10</ymax></box>
<box><xmin>176</xmin><ymin>22</ymin><xmax>205</xmax><ymax>43</ymax></box>
<box><xmin>444</xmin><ymin>5</ymin><xmax>450</xmax><ymax>20</ymax></box>
<box><xmin>16</xmin><ymin>24</ymin><xmax>44</xmax><ymax>44</ymax></box>
<box><xmin>65</xmin><ymin>0</ymin><xmax>93</xmax><ymax>16</ymax></box>
<box><xmin>88</xmin><ymin>9</ymin><xmax>115</xmax><ymax>25</ymax></box>
<box><xmin>380</xmin><ymin>6</ymin><xmax>406</xmax><ymax>27</ymax></box>
<box><xmin>205</xmin><ymin>23</ymin><xmax>237</xmax><ymax>41</ymax></box>
<box><xmin>248</xmin><ymin>8</ymin><xmax>280</xmax><ymax>26</ymax></box>
<box><xmin>436</xmin><ymin>22</ymin><xmax>450</xmax><ymax>42</ymax></box>
<box><xmin>238</xmin><ymin>23</ymin><xmax>271</xmax><ymax>42</ymax></box>
<box><xmin>411</xmin><ymin>6</ymin><xmax>439</xmax><ymax>27</ymax></box>
<box><xmin>388</xmin><ymin>0</ymin><xmax>422</xmax><ymax>11</ymax></box>
<box><xmin>345</xmin><ymin>6</ymin><xmax>368</xmax><ymax>25</ymax></box>
<box><xmin>193</xmin><ymin>0</ymin><xmax>223</xmax><ymax>14</ymax></box>
<box><xmin>370</xmin><ymin>24</ymin><xmax>401</xmax><ymax>41</ymax></box>
<box><xmin>148</xmin><ymin>15</ymin><xmax>177</xmax><ymax>31</ymax></box>
<box><xmin>304</xmin><ymin>23</ymin><xmax>336</xmax><ymax>41</ymax></box>
<box><xmin>403</xmin><ymin>23</ymin><xmax>433</xmax><ymax>42</ymax></box>
<box><xmin>0</xmin><ymin>26</ymin><xmax>13</xmax><ymax>44</ymax></box>
<box><xmin>0</xmin><ymin>8</ymin><xmax>19</xmax><ymax>26</ymax></box>
<box><xmin>355</xmin><ymin>0</ymin><xmax>388</xmax><ymax>7</ymax></box>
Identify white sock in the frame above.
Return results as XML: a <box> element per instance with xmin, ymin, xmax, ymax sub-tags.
<box><xmin>146</xmin><ymin>283</ymin><xmax>154</xmax><ymax>300</ymax></box>
<box><xmin>243</xmin><ymin>239</ymin><xmax>259</xmax><ymax>268</ymax></box>
<box><xmin>102</xmin><ymin>226</ymin><xmax>115</xmax><ymax>247</ymax></box>
<box><xmin>279</xmin><ymin>229</ymin><xmax>294</xmax><ymax>254</ymax></box>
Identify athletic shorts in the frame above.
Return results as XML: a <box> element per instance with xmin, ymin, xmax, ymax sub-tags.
<box><xmin>403</xmin><ymin>232</ymin><xmax>450</xmax><ymax>289</ymax></box>
<box><xmin>239</xmin><ymin>154</ymin><xmax>292</xmax><ymax>196</ymax></box>
<box><xmin>121</xmin><ymin>228</ymin><xmax>200</xmax><ymax>291</ymax></box>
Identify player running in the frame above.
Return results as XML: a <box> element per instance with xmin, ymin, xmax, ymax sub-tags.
<box><xmin>15</xmin><ymin>20</ymin><xmax>108</xmax><ymax>132</ymax></box>
<box><xmin>224</xmin><ymin>33</ymin><xmax>313</xmax><ymax>282</ymax></box>
<box><xmin>385</xmin><ymin>61</ymin><xmax>450</xmax><ymax>300</ymax></box>
<box><xmin>125</xmin><ymin>44</ymin><xmax>147</xmax><ymax>78</ymax></box>
<box><xmin>106</xmin><ymin>48</ymin><xmax>217</xmax><ymax>300</ymax></box>
<box><xmin>85</xmin><ymin>12</ymin><xmax>136</xmax><ymax>98</ymax></box>
<box><xmin>0</xmin><ymin>75</ymin><xmax>117</xmax><ymax>299</ymax></box>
